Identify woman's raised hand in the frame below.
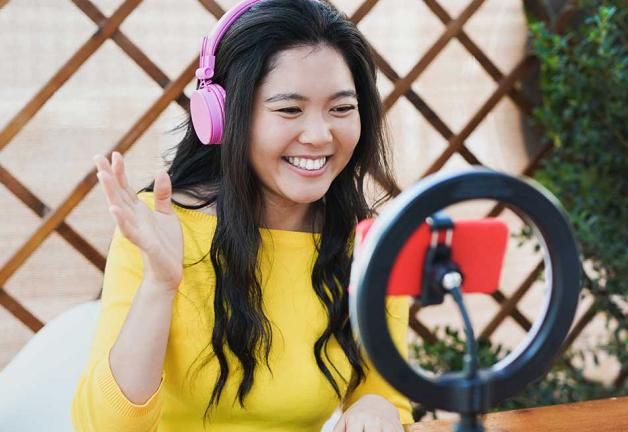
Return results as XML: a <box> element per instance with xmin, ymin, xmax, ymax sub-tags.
<box><xmin>94</xmin><ymin>152</ymin><xmax>184</xmax><ymax>294</ymax></box>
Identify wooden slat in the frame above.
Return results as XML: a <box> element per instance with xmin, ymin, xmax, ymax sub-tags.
<box><xmin>0</xmin><ymin>165</ymin><xmax>47</xmax><ymax>216</ymax></box>
<box><xmin>409</xmin><ymin>316</ymin><xmax>439</xmax><ymax>345</ymax></box>
<box><xmin>383</xmin><ymin>0</ymin><xmax>486</xmax><ymax>111</ymax></box>
<box><xmin>369</xmin><ymin>48</ymin><xmax>482</xmax><ymax>167</ymax></box>
<box><xmin>196</xmin><ymin>0</ymin><xmax>225</xmax><ymax>18</ymax></box>
<box><xmin>0</xmin><ymin>288</ymin><xmax>43</xmax><ymax>332</ymax></box>
<box><xmin>423</xmin><ymin>0</ymin><xmax>534</xmax><ymax>116</ymax></box>
<box><xmin>422</xmin><ymin>55</ymin><xmax>535</xmax><ymax>177</ymax></box>
<box><xmin>70</xmin><ymin>0</ymin><xmax>189</xmax><ymax>111</ymax></box>
<box><xmin>0</xmin><ymin>59</ymin><xmax>196</xmax><ymax>288</ymax></box>
<box><xmin>349</xmin><ymin>0</ymin><xmax>379</xmax><ymax>23</ymax></box>
<box><xmin>556</xmin><ymin>0</ymin><xmax>579</xmax><ymax>34</ymax></box>
<box><xmin>486</xmin><ymin>135</ymin><xmax>551</xmax><ymax>219</ymax></box>
<box><xmin>480</xmin><ymin>261</ymin><xmax>543</xmax><ymax>340</ymax></box>
<box><xmin>0</xmin><ymin>165</ymin><xmax>106</xmax><ymax>272</ymax></box>
<box><xmin>409</xmin><ymin>304</ymin><xmax>438</xmax><ymax>344</ymax></box>
<box><xmin>0</xmin><ymin>0</ymin><xmax>143</xmax><ymax>151</ymax></box>
<box><xmin>560</xmin><ymin>303</ymin><xmax>598</xmax><ymax>356</ymax></box>
<box><xmin>614</xmin><ymin>364</ymin><xmax>627</xmax><ymax>390</ymax></box>
<box><xmin>523</xmin><ymin>0</ymin><xmax>552</xmax><ymax>24</ymax></box>
<box><xmin>490</xmin><ymin>289</ymin><xmax>532</xmax><ymax>332</ymax></box>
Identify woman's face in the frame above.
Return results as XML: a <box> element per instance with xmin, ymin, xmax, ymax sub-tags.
<box><xmin>249</xmin><ymin>44</ymin><xmax>361</xmax><ymax>209</ymax></box>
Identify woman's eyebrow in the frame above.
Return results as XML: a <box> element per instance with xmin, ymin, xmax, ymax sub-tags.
<box><xmin>264</xmin><ymin>90</ymin><xmax>357</xmax><ymax>103</ymax></box>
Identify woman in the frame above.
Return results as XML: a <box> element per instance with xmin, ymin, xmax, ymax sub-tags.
<box><xmin>72</xmin><ymin>0</ymin><xmax>413</xmax><ymax>430</ymax></box>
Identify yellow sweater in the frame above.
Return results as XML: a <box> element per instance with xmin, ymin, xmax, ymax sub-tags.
<box><xmin>72</xmin><ymin>192</ymin><xmax>413</xmax><ymax>431</ymax></box>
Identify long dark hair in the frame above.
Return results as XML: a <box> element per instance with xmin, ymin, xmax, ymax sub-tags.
<box><xmin>142</xmin><ymin>0</ymin><xmax>400</xmax><ymax>423</ymax></box>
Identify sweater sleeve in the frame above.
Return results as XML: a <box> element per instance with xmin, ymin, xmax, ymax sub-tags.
<box><xmin>342</xmin><ymin>295</ymin><xmax>414</xmax><ymax>425</ymax></box>
<box><xmin>71</xmin><ymin>218</ymin><xmax>166</xmax><ymax>432</ymax></box>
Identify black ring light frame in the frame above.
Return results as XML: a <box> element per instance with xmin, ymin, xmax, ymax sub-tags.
<box><xmin>349</xmin><ymin>168</ymin><xmax>581</xmax><ymax>415</ymax></box>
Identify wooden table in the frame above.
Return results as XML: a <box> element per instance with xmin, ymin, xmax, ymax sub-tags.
<box><xmin>405</xmin><ymin>397</ymin><xmax>628</xmax><ymax>432</ymax></box>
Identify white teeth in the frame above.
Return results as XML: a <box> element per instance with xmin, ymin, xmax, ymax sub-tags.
<box><xmin>286</xmin><ymin>156</ymin><xmax>327</xmax><ymax>171</ymax></box>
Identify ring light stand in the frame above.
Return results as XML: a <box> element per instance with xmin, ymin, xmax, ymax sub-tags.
<box><xmin>349</xmin><ymin>168</ymin><xmax>581</xmax><ymax>431</ymax></box>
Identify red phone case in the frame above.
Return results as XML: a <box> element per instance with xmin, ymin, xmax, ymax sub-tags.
<box><xmin>353</xmin><ymin>218</ymin><xmax>509</xmax><ymax>297</ymax></box>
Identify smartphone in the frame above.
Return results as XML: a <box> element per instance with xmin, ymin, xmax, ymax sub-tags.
<box><xmin>352</xmin><ymin>217</ymin><xmax>509</xmax><ymax>297</ymax></box>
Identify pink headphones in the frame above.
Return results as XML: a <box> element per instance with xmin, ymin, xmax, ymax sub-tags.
<box><xmin>191</xmin><ymin>0</ymin><xmax>321</xmax><ymax>145</ymax></box>
<box><xmin>190</xmin><ymin>0</ymin><xmax>263</xmax><ymax>145</ymax></box>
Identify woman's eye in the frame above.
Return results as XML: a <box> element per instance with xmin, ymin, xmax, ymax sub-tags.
<box><xmin>277</xmin><ymin>107</ymin><xmax>301</xmax><ymax>114</ymax></box>
<box><xmin>332</xmin><ymin>105</ymin><xmax>357</xmax><ymax>113</ymax></box>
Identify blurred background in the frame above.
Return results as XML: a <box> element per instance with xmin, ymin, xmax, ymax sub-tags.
<box><xmin>0</xmin><ymin>0</ymin><xmax>625</xmax><ymax>428</ymax></box>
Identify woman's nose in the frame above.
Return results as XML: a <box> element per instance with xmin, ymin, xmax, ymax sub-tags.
<box><xmin>298</xmin><ymin>114</ymin><xmax>333</xmax><ymax>146</ymax></box>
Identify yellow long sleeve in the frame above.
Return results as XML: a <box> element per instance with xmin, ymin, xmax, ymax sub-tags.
<box><xmin>72</xmin><ymin>192</ymin><xmax>414</xmax><ymax>431</ymax></box>
<box><xmin>71</xmin><ymin>221</ymin><xmax>166</xmax><ymax>431</ymax></box>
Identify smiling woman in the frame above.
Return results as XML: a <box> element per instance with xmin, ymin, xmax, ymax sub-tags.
<box><xmin>71</xmin><ymin>0</ymin><xmax>412</xmax><ymax>431</ymax></box>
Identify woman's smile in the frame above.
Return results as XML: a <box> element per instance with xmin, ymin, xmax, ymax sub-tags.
<box><xmin>281</xmin><ymin>155</ymin><xmax>332</xmax><ymax>177</ymax></box>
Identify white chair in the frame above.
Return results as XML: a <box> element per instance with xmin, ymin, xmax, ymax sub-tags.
<box><xmin>0</xmin><ymin>300</ymin><xmax>101</xmax><ymax>432</ymax></box>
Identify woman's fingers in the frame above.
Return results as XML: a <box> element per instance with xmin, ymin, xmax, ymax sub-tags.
<box><xmin>94</xmin><ymin>154</ymin><xmax>133</xmax><ymax>211</ymax></box>
<box><xmin>109</xmin><ymin>204</ymin><xmax>138</xmax><ymax>239</ymax></box>
<box><xmin>111</xmin><ymin>152</ymin><xmax>138</xmax><ymax>206</ymax></box>
<box><xmin>93</xmin><ymin>154</ymin><xmax>112</xmax><ymax>175</ymax></box>
<box><xmin>96</xmin><ymin>171</ymin><xmax>130</xmax><ymax>219</ymax></box>
<box><xmin>153</xmin><ymin>170</ymin><xmax>173</xmax><ymax>214</ymax></box>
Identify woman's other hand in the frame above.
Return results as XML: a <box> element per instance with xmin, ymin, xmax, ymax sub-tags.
<box><xmin>94</xmin><ymin>151</ymin><xmax>184</xmax><ymax>293</ymax></box>
<box><xmin>333</xmin><ymin>394</ymin><xmax>404</xmax><ymax>432</ymax></box>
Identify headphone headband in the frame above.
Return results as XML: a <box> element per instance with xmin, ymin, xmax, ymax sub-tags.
<box><xmin>196</xmin><ymin>0</ymin><xmax>262</xmax><ymax>81</ymax></box>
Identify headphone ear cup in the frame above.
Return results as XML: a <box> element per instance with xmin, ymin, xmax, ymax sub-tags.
<box><xmin>190</xmin><ymin>83</ymin><xmax>226</xmax><ymax>145</ymax></box>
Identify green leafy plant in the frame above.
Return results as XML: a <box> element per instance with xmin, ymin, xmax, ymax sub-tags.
<box><xmin>408</xmin><ymin>0</ymin><xmax>627</xmax><ymax>421</ymax></box>
<box><xmin>527</xmin><ymin>0</ymin><xmax>627</xmax><ymax>400</ymax></box>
